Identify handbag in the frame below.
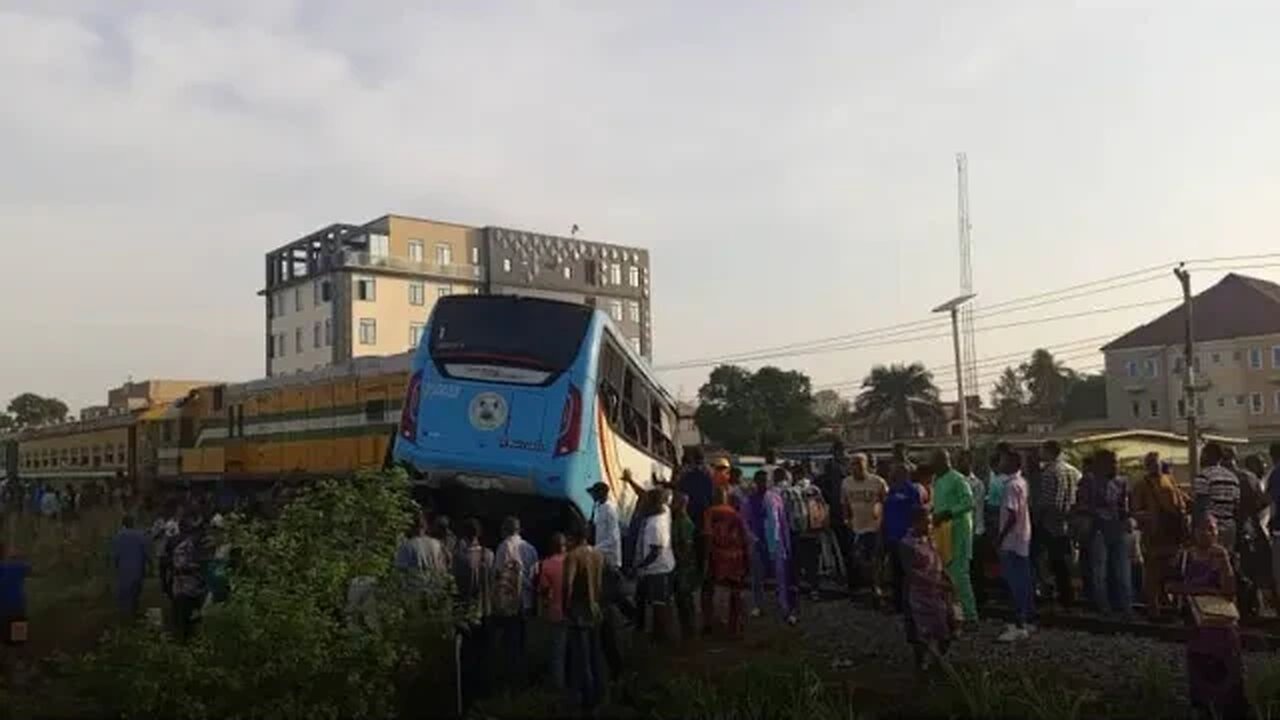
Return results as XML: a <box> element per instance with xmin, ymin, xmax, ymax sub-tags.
<box><xmin>6</xmin><ymin>617</ymin><xmax>28</xmax><ymax>644</ymax></box>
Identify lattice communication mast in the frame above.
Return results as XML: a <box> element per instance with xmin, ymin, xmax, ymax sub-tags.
<box><xmin>956</xmin><ymin>152</ymin><xmax>979</xmax><ymax>402</ymax></box>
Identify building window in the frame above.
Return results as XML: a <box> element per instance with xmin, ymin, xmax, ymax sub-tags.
<box><xmin>627</xmin><ymin>301</ymin><xmax>640</xmax><ymax>323</ymax></box>
<box><xmin>313</xmin><ymin>321</ymin><xmax>322</xmax><ymax>349</ymax></box>
<box><xmin>1177</xmin><ymin>398</ymin><xmax>1187</xmax><ymax>418</ymax></box>
<box><xmin>502</xmin><ymin>258</ymin><xmax>512</xmax><ymax>273</ymax></box>
<box><xmin>1273</xmin><ymin>346</ymin><xmax>1280</xmax><ymax>368</ymax></box>
<box><xmin>409</xmin><ymin>282</ymin><xmax>425</xmax><ymax>306</ymax></box>
<box><xmin>563</xmin><ymin>265</ymin><xmax>572</xmax><ymax>280</ymax></box>
<box><xmin>276</xmin><ymin>333</ymin><xmax>286</xmax><ymax>358</ymax></box>
<box><xmin>1251</xmin><ymin>392</ymin><xmax>1264</xmax><ymax>414</ymax></box>
<box><xmin>1143</xmin><ymin>359</ymin><xmax>1158</xmax><ymax>378</ymax></box>
<box><xmin>438</xmin><ymin>285</ymin><xmax>452</xmax><ymax>299</ymax></box>
<box><xmin>629</xmin><ymin>266</ymin><xmax>640</xmax><ymax>287</ymax></box>
<box><xmin>1250</xmin><ymin>347</ymin><xmax>1263</xmax><ymax>369</ymax></box>
<box><xmin>368</xmin><ymin>233</ymin><xmax>389</xmax><ymax>258</ymax></box>
<box><xmin>274</xmin><ymin>293</ymin><xmax>286</xmax><ymax>317</ymax></box>
<box><xmin>324</xmin><ymin>318</ymin><xmax>332</xmax><ymax>347</ymax></box>
<box><xmin>1173</xmin><ymin>356</ymin><xmax>1184</xmax><ymax>374</ymax></box>
<box><xmin>410</xmin><ymin>323</ymin><xmax>425</xmax><ymax>347</ymax></box>
<box><xmin>294</xmin><ymin>287</ymin><xmax>303</xmax><ymax>312</ymax></box>
<box><xmin>1234</xmin><ymin>350</ymin><xmax>1243</xmax><ymax>363</ymax></box>
<box><xmin>321</xmin><ymin>280</ymin><xmax>332</xmax><ymax>302</ymax></box>
<box><xmin>610</xmin><ymin>264</ymin><xmax>622</xmax><ymax>286</ymax></box>
<box><xmin>1235</xmin><ymin>395</ymin><xmax>1245</xmax><ymax>407</ymax></box>
<box><xmin>408</xmin><ymin>239</ymin><xmax>424</xmax><ymax>263</ymax></box>
<box><xmin>1125</xmin><ymin>360</ymin><xmax>1138</xmax><ymax>377</ymax></box>
<box><xmin>1149</xmin><ymin>399</ymin><xmax>1160</xmax><ymax>418</ymax></box>
<box><xmin>608</xmin><ymin>300</ymin><xmax>623</xmax><ymax>322</ymax></box>
<box><xmin>293</xmin><ymin>328</ymin><xmax>302</xmax><ymax>353</ymax></box>
<box><xmin>356</xmin><ymin>276</ymin><xmax>376</xmax><ymax>301</ymax></box>
<box><xmin>359</xmin><ymin>318</ymin><xmax>377</xmax><ymax>345</ymax></box>
<box><xmin>1217</xmin><ymin>396</ymin><xmax>1226</xmax><ymax>408</ymax></box>
<box><xmin>1275</xmin><ymin>390</ymin><xmax>1280</xmax><ymax>414</ymax></box>
<box><xmin>630</xmin><ymin>337</ymin><xmax>642</xmax><ymax>353</ymax></box>
<box><xmin>1197</xmin><ymin>397</ymin><xmax>1205</xmax><ymax>415</ymax></box>
<box><xmin>470</xmin><ymin>246</ymin><xmax>480</xmax><ymax>265</ymax></box>
<box><xmin>436</xmin><ymin>243</ymin><xmax>453</xmax><ymax>266</ymax></box>
<box><xmin>1192</xmin><ymin>355</ymin><xmax>1202</xmax><ymax>373</ymax></box>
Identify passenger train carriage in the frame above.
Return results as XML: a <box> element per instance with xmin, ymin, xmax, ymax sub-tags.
<box><xmin>393</xmin><ymin>295</ymin><xmax>677</xmax><ymax>539</ymax></box>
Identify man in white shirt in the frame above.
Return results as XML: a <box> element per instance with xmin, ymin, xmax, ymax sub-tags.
<box><xmin>588</xmin><ymin>482</ymin><xmax>622</xmax><ymax>570</ymax></box>
<box><xmin>634</xmin><ymin>488</ymin><xmax>676</xmax><ymax>643</ymax></box>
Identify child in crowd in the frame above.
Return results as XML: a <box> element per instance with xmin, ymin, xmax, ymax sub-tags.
<box><xmin>901</xmin><ymin>508</ymin><xmax>955</xmax><ymax>672</ymax></box>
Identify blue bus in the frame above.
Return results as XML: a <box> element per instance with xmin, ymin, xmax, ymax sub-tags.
<box><xmin>392</xmin><ymin>294</ymin><xmax>677</xmax><ymax>542</ymax></box>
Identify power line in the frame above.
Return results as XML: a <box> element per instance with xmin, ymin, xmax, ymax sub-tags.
<box><xmin>656</xmin><ymin>258</ymin><xmax>1280</xmax><ymax>373</ymax></box>
<box><xmin>657</xmin><ymin>261</ymin><xmax>1189</xmax><ymax>371</ymax></box>
<box><xmin>812</xmin><ymin>335</ymin><xmax>1112</xmax><ymax>391</ymax></box>
<box><xmin>664</xmin><ymin>297</ymin><xmax>1178</xmax><ymax>371</ymax></box>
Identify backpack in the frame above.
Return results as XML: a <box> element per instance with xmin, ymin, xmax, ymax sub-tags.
<box><xmin>493</xmin><ymin>541</ymin><xmax>525</xmax><ymax>617</ymax></box>
<box><xmin>781</xmin><ymin>484</ymin><xmax>808</xmax><ymax>534</ymax></box>
<box><xmin>802</xmin><ymin>485</ymin><xmax>830</xmax><ymax>531</ymax></box>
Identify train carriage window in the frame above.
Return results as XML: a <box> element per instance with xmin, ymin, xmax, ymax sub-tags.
<box><xmin>365</xmin><ymin>399</ymin><xmax>387</xmax><ymax>422</ymax></box>
<box><xmin>226</xmin><ymin>406</ymin><xmax>236</xmax><ymax>438</ymax></box>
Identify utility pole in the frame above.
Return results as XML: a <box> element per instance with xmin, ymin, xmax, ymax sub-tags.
<box><xmin>933</xmin><ymin>293</ymin><xmax>977</xmax><ymax>450</ymax></box>
<box><xmin>1174</xmin><ymin>263</ymin><xmax>1199</xmax><ymax>477</ymax></box>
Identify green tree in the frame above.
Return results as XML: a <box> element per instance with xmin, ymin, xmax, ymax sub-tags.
<box><xmin>7</xmin><ymin>392</ymin><xmax>69</xmax><ymax>428</ymax></box>
<box><xmin>0</xmin><ymin>413</ymin><xmax>13</xmax><ymax>432</ymax></box>
<box><xmin>694</xmin><ymin>365</ymin><xmax>818</xmax><ymax>453</ymax></box>
<box><xmin>853</xmin><ymin>362</ymin><xmax>942</xmax><ymax>440</ymax></box>
<box><xmin>989</xmin><ymin>366</ymin><xmax>1027</xmax><ymax>433</ymax></box>
<box><xmin>1019</xmin><ymin>349</ymin><xmax>1078</xmax><ymax>421</ymax></box>
<box><xmin>1062</xmin><ymin>373</ymin><xmax>1107</xmax><ymax>422</ymax></box>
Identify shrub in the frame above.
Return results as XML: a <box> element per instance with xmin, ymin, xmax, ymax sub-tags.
<box><xmin>72</xmin><ymin>470</ymin><xmax>458</xmax><ymax>720</ymax></box>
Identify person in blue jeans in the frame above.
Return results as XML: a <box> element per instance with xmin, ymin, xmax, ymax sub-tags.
<box><xmin>996</xmin><ymin>448</ymin><xmax>1034</xmax><ymax>643</ymax></box>
<box><xmin>1077</xmin><ymin>449</ymin><xmax>1133</xmax><ymax>618</ymax></box>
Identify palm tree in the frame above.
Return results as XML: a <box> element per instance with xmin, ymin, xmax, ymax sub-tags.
<box><xmin>854</xmin><ymin>362</ymin><xmax>943</xmax><ymax>439</ymax></box>
<box><xmin>1020</xmin><ymin>349</ymin><xmax>1078</xmax><ymax>421</ymax></box>
<box><xmin>989</xmin><ymin>366</ymin><xmax>1027</xmax><ymax>433</ymax></box>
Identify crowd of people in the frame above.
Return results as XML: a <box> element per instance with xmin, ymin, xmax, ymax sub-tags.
<box><xmin>4</xmin><ymin>438</ymin><xmax>1279</xmax><ymax>717</ymax></box>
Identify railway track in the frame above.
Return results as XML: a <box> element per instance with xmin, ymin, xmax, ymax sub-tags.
<box><xmin>811</xmin><ymin>584</ymin><xmax>1280</xmax><ymax>650</ymax></box>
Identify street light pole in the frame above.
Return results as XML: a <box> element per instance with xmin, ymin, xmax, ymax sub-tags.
<box><xmin>949</xmin><ymin>306</ymin><xmax>969</xmax><ymax>450</ymax></box>
<box><xmin>933</xmin><ymin>293</ymin><xmax>977</xmax><ymax>450</ymax></box>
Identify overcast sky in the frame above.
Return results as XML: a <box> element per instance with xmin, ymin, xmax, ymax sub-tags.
<box><xmin>3</xmin><ymin>1</ymin><xmax>1280</xmax><ymax>412</ymax></box>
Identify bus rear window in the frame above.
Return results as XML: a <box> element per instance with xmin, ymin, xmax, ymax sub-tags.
<box><xmin>429</xmin><ymin>296</ymin><xmax>593</xmax><ymax>376</ymax></box>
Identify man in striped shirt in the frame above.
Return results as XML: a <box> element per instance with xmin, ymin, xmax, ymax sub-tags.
<box><xmin>1193</xmin><ymin>442</ymin><xmax>1242</xmax><ymax>553</ymax></box>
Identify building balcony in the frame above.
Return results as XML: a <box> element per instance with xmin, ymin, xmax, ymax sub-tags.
<box><xmin>335</xmin><ymin>251</ymin><xmax>483</xmax><ymax>282</ymax></box>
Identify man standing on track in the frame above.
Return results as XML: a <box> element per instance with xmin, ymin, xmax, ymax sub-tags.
<box><xmin>996</xmin><ymin>447</ymin><xmax>1034</xmax><ymax>643</ymax></box>
<box><xmin>1132</xmin><ymin>451</ymin><xmax>1187</xmax><ymax>622</ymax></box>
<box><xmin>930</xmin><ymin>449</ymin><xmax>977</xmax><ymax>624</ymax></box>
<box><xmin>842</xmin><ymin>453</ymin><xmax>887</xmax><ymax>606</ymax></box>
<box><xmin>1034</xmin><ymin>440</ymin><xmax>1081</xmax><ymax>610</ymax></box>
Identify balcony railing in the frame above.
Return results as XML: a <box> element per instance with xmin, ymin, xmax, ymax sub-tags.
<box><xmin>336</xmin><ymin>251</ymin><xmax>483</xmax><ymax>281</ymax></box>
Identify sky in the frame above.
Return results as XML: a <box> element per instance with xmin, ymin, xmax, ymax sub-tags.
<box><xmin>3</xmin><ymin>1</ymin><xmax>1280</xmax><ymax>413</ymax></box>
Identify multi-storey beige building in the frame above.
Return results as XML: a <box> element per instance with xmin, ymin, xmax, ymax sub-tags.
<box><xmin>1102</xmin><ymin>273</ymin><xmax>1280</xmax><ymax>448</ymax></box>
<box><xmin>261</xmin><ymin>213</ymin><xmax>652</xmax><ymax>376</ymax></box>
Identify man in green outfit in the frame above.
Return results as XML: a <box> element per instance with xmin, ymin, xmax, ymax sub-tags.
<box><xmin>930</xmin><ymin>449</ymin><xmax>977</xmax><ymax>623</ymax></box>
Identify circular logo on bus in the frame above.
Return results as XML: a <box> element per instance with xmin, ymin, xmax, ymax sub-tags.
<box><xmin>468</xmin><ymin>392</ymin><xmax>507</xmax><ymax>431</ymax></box>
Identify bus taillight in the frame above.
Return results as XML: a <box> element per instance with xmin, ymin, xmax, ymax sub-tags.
<box><xmin>400</xmin><ymin>371</ymin><xmax>423</xmax><ymax>442</ymax></box>
<box><xmin>554</xmin><ymin>384</ymin><xmax>582</xmax><ymax>457</ymax></box>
